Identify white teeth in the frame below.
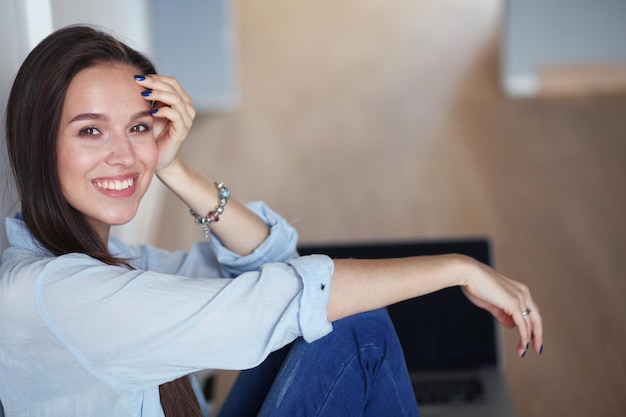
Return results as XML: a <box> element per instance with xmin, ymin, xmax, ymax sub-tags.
<box><xmin>95</xmin><ymin>178</ymin><xmax>134</xmax><ymax>191</ymax></box>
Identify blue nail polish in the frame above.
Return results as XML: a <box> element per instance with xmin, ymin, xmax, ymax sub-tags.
<box><xmin>539</xmin><ymin>345</ymin><xmax>543</xmax><ymax>354</ymax></box>
<box><xmin>151</xmin><ymin>108</ymin><xmax>159</xmax><ymax>114</ymax></box>
<box><xmin>521</xmin><ymin>350</ymin><xmax>527</xmax><ymax>358</ymax></box>
<box><xmin>141</xmin><ymin>90</ymin><xmax>152</xmax><ymax>97</ymax></box>
<box><xmin>134</xmin><ymin>75</ymin><xmax>146</xmax><ymax>81</ymax></box>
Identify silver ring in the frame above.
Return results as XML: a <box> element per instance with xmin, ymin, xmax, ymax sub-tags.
<box><xmin>522</xmin><ymin>308</ymin><xmax>532</xmax><ymax>319</ymax></box>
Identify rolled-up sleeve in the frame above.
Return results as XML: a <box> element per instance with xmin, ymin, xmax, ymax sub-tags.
<box><xmin>208</xmin><ymin>201</ymin><xmax>299</xmax><ymax>277</ymax></box>
<box><xmin>287</xmin><ymin>255</ymin><xmax>334</xmax><ymax>342</ymax></box>
<box><xmin>111</xmin><ymin>201</ymin><xmax>300</xmax><ymax>279</ymax></box>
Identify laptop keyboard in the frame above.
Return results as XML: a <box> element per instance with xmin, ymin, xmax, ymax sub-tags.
<box><xmin>413</xmin><ymin>377</ymin><xmax>485</xmax><ymax>405</ymax></box>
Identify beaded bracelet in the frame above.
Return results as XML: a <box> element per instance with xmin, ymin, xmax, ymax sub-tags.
<box><xmin>190</xmin><ymin>182</ymin><xmax>230</xmax><ymax>238</ymax></box>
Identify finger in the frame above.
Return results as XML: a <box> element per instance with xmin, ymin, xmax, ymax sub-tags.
<box><xmin>514</xmin><ymin>279</ymin><xmax>543</xmax><ymax>354</ymax></box>
<box><xmin>136</xmin><ymin>74</ymin><xmax>193</xmax><ymax>108</ymax></box>
<box><xmin>147</xmin><ymin>90</ymin><xmax>194</xmax><ymax>130</ymax></box>
<box><xmin>141</xmin><ymin>84</ymin><xmax>194</xmax><ymax>118</ymax></box>
<box><xmin>143</xmin><ymin>93</ymin><xmax>194</xmax><ymax>143</ymax></box>
<box><xmin>503</xmin><ymin>282</ymin><xmax>531</xmax><ymax>357</ymax></box>
<box><xmin>506</xmin><ymin>280</ymin><xmax>535</xmax><ymax>355</ymax></box>
<box><xmin>514</xmin><ymin>306</ymin><xmax>531</xmax><ymax>357</ymax></box>
<box><xmin>134</xmin><ymin>75</ymin><xmax>195</xmax><ymax>128</ymax></box>
<box><xmin>526</xmin><ymin>299</ymin><xmax>544</xmax><ymax>354</ymax></box>
<box><xmin>150</xmin><ymin>105</ymin><xmax>190</xmax><ymax>143</ymax></box>
<box><xmin>144</xmin><ymin>74</ymin><xmax>190</xmax><ymax>98</ymax></box>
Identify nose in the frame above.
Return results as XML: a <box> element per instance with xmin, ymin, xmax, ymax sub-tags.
<box><xmin>105</xmin><ymin>132</ymin><xmax>136</xmax><ymax>166</ymax></box>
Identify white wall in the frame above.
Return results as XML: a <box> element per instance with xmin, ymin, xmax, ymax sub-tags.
<box><xmin>502</xmin><ymin>0</ymin><xmax>626</xmax><ymax>96</ymax></box>
<box><xmin>1</xmin><ymin>0</ymin><xmax>58</xmax><ymax>252</ymax></box>
<box><xmin>50</xmin><ymin>0</ymin><xmax>153</xmax><ymax>53</ymax></box>
<box><xmin>0</xmin><ymin>0</ymin><xmax>24</xmax><ymax>252</ymax></box>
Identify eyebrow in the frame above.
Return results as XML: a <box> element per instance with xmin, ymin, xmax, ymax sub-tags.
<box><xmin>68</xmin><ymin>110</ymin><xmax>153</xmax><ymax>124</ymax></box>
<box><xmin>69</xmin><ymin>113</ymin><xmax>107</xmax><ymax>123</ymax></box>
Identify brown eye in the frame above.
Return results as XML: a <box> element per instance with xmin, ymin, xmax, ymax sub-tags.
<box><xmin>130</xmin><ymin>123</ymin><xmax>150</xmax><ymax>133</ymax></box>
<box><xmin>79</xmin><ymin>127</ymin><xmax>101</xmax><ymax>136</ymax></box>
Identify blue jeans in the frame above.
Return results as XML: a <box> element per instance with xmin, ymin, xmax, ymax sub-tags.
<box><xmin>217</xmin><ymin>309</ymin><xmax>419</xmax><ymax>417</ymax></box>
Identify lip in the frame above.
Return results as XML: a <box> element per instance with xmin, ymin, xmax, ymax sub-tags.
<box><xmin>92</xmin><ymin>174</ymin><xmax>139</xmax><ymax>198</ymax></box>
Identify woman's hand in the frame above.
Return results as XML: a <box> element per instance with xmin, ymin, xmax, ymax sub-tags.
<box><xmin>459</xmin><ymin>258</ymin><xmax>543</xmax><ymax>357</ymax></box>
<box><xmin>328</xmin><ymin>254</ymin><xmax>543</xmax><ymax>358</ymax></box>
<box><xmin>135</xmin><ymin>74</ymin><xmax>196</xmax><ymax>173</ymax></box>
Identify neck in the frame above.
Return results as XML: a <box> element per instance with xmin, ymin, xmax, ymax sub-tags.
<box><xmin>91</xmin><ymin>222</ymin><xmax>111</xmax><ymax>246</ymax></box>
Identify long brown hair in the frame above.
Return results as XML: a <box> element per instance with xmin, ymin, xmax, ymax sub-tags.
<box><xmin>5</xmin><ymin>25</ymin><xmax>203</xmax><ymax>417</ymax></box>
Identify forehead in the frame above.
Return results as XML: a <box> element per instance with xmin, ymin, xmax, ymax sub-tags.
<box><xmin>63</xmin><ymin>63</ymin><xmax>145</xmax><ymax>114</ymax></box>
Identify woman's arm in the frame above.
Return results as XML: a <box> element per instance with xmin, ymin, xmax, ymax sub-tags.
<box><xmin>136</xmin><ymin>74</ymin><xmax>270</xmax><ymax>256</ymax></box>
<box><xmin>156</xmin><ymin>160</ymin><xmax>270</xmax><ymax>256</ymax></box>
<box><xmin>328</xmin><ymin>254</ymin><xmax>543</xmax><ymax>357</ymax></box>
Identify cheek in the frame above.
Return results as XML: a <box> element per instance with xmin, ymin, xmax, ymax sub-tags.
<box><xmin>137</xmin><ymin>140</ymin><xmax>159</xmax><ymax>172</ymax></box>
<box><xmin>57</xmin><ymin>148</ymin><xmax>90</xmax><ymax>184</ymax></box>
<box><xmin>56</xmin><ymin>148</ymin><xmax>101</xmax><ymax>204</ymax></box>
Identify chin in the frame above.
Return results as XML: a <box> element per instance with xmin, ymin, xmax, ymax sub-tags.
<box><xmin>103</xmin><ymin>208</ymin><xmax>139</xmax><ymax>226</ymax></box>
<box><xmin>110</xmin><ymin>219</ymin><xmax>135</xmax><ymax>227</ymax></box>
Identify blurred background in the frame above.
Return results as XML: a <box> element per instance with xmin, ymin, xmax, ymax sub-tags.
<box><xmin>1</xmin><ymin>1</ymin><xmax>625</xmax><ymax>416</ymax></box>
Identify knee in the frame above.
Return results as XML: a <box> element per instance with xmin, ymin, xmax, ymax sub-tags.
<box><xmin>333</xmin><ymin>308</ymin><xmax>397</xmax><ymax>346</ymax></box>
<box><xmin>338</xmin><ymin>308</ymin><xmax>393</xmax><ymax>329</ymax></box>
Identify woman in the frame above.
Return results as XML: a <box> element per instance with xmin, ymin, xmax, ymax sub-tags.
<box><xmin>1</xmin><ymin>25</ymin><xmax>542</xmax><ymax>417</ymax></box>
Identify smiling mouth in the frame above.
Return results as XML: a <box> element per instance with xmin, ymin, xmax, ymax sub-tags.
<box><xmin>93</xmin><ymin>177</ymin><xmax>135</xmax><ymax>191</ymax></box>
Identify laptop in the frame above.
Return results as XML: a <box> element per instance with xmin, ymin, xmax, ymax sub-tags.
<box><xmin>298</xmin><ymin>239</ymin><xmax>518</xmax><ymax>417</ymax></box>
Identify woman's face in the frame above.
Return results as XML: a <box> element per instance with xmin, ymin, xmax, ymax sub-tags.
<box><xmin>57</xmin><ymin>63</ymin><xmax>158</xmax><ymax>240</ymax></box>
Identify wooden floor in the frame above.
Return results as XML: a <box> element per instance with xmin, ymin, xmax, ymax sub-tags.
<box><xmin>155</xmin><ymin>1</ymin><xmax>626</xmax><ymax>415</ymax></box>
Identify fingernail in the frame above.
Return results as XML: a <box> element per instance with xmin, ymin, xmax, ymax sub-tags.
<box><xmin>526</xmin><ymin>343</ymin><xmax>529</xmax><ymax>350</ymax></box>
<box><xmin>539</xmin><ymin>345</ymin><xmax>543</xmax><ymax>354</ymax></box>
<box><xmin>134</xmin><ymin>75</ymin><xmax>146</xmax><ymax>81</ymax></box>
<box><xmin>151</xmin><ymin>108</ymin><xmax>159</xmax><ymax>114</ymax></box>
<box><xmin>521</xmin><ymin>350</ymin><xmax>527</xmax><ymax>358</ymax></box>
<box><xmin>141</xmin><ymin>90</ymin><xmax>152</xmax><ymax>97</ymax></box>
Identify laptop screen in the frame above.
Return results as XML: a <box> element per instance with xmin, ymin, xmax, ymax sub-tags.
<box><xmin>297</xmin><ymin>239</ymin><xmax>498</xmax><ymax>371</ymax></box>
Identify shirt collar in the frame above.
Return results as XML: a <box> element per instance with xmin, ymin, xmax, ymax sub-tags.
<box><xmin>5</xmin><ymin>213</ymin><xmax>127</xmax><ymax>258</ymax></box>
<box><xmin>5</xmin><ymin>213</ymin><xmax>51</xmax><ymax>256</ymax></box>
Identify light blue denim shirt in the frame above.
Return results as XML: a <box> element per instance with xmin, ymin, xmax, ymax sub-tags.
<box><xmin>0</xmin><ymin>202</ymin><xmax>334</xmax><ymax>417</ymax></box>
